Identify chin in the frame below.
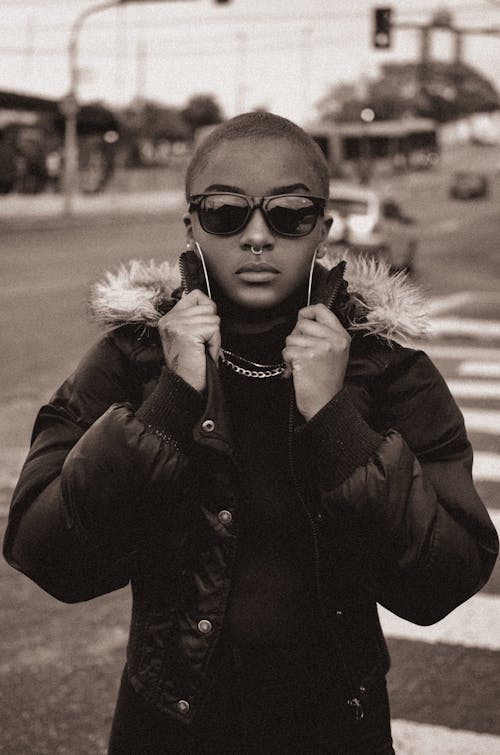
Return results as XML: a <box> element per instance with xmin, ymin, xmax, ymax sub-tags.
<box><xmin>231</xmin><ymin>286</ymin><xmax>284</xmax><ymax>310</ymax></box>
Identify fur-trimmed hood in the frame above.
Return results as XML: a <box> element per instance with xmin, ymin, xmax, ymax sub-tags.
<box><xmin>89</xmin><ymin>252</ymin><xmax>429</xmax><ymax>342</ymax></box>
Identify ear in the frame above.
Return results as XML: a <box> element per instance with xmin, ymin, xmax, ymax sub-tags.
<box><xmin>183</xmin><ymin>211</ymin><xmax>194</xmax><ymax>244</ymax></box>
<box><xmin>316</xmin><ymin>216</ymin><xmax>333</xmax><ymax>259</ymax></box>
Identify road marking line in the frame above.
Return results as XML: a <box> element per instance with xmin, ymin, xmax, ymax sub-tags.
<box><xmin>488</xmin><ymin>510</ymin><xmax>500</xmax><ymax>533</ymax></box>
<box><xmin>379</xmin><ymin>593</ymin><xmax>500</xmax><ymax>650</ymax></box>
<box><xmin>414</xmin><ymin>344</ymin><xmax>500</xmax><ymax>361</ymax></box>
<box><xmin>473</xmin><ymin>452</ymin><xmax>500</xmax><ymax>482</ymax></box>
<box><xmin>447</xmin><ymin>380</ymin><xmax>500</xmax><ymax>399</ymax></box>
<box><xmin>428</xmin><ymin>317</ymin><xmax>500</xmax><ymax>339</ymax></box>
<box><xmin>462</xmin><ymin>408</ymin><xmax>500</xmax><ymax>434</ymax></box>
<box><xmin>459</xmin><ymin>361</ymin><xmax>500</xmax><ymax>377</ymax></box>
<box><xmin>426</xmin><ymin>290</ymin><xmax>500</xmax><ymax>317</ymax></box>
<box><xmin>426</xmin><ymin>291</ymin><xmax>476</xmax><ymax>315</ymax></box>
<box><xmin>391</xmin><ymin>719</ymin><xmax>500</xmax><ymax>755</ymax></box>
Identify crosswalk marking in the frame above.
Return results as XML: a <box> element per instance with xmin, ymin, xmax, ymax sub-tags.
<box><xmin>391</xmin><ymin>719</ymin><xmax>500</xmax><ymax>754</ymax></box>
<box><xmin>488</xmin><ymin>510</ymin><xmax>500</xmax><ymax>533</ymax></box>
<box><xmin>473</xmin><ymin>452</ymin><xmax>500</xmax><ymax>482</ymax></box>
<box><xmin>379</xmin><ymin>593</ymin><xmax>500</xmax><ymax>650</ymax></box>
<box><xmin>426</xmin><ymin>291</ymin><xmax>478</xmax><ymax>315</ymax></box>
<box><xmin>428</xmin><ymin>317</ymin><xmax>500</xmax><ymax>339</ymax></box>
<box><xmin>427</xmin><ymin>290</ymin><xmax>500</xmax><ymax>316</ymax></box>
<box><xmin>416</xmin><ymin>344</ymin><xmax>500</xmax><ymax>361</ymax></box>
<box><xmin>459</xmin><ymin>361</ymin><xmax>500</xmax><ymax>377</ymax></box>
<box><xmin>462</xmin><ymin>408</ymin><xmax>500</xmax><ymax>434</ymax></box>
<box><xmin>447</xmin><ymin>380</ymin><xmax>500</xmax><ymax>399</ymax></box>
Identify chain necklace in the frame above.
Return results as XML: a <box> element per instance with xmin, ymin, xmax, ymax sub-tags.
<box><xmin>220</xmin><ymin>348</ymin><xmax>286</xmax><ymax>379</ymax></box>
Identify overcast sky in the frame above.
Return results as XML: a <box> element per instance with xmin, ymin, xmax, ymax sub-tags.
<box><xmin>2</xmin><ymin>0</ymin><xmax>500</xmax><ymax>124</ymax></box>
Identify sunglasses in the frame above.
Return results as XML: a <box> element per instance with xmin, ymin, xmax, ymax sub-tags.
<box><xmin>188</xmin><ymin>192</ymin><xmax>326</xmax><ymax>237</ymax></box>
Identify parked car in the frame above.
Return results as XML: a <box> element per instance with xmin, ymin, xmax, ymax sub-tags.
<box><xmin>449</xmin><ymin>171</ymin><xmax>489</xmax><ymax>200</ymax></box>
<box><xmin>327</xmin><ymin>181</ymin><xmax>418</xmax><ymax>275</ymax></box>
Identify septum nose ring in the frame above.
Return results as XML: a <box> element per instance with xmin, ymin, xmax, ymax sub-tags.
<box><xmin>250</xmin><ymin>245</ymin><xmax>263</xmax><ymax>255</ymax></box>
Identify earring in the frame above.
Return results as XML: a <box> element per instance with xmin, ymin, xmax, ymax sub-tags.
<box><xmin>186</xmin><ymin>240</ymin><xmax>194</xmax><ymax>251</ymax></box>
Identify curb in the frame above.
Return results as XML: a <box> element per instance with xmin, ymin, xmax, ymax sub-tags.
<box><xmin>0</xmin><ymin>192</ymin><xmax>185</xmax><ymax>232</ymax></box>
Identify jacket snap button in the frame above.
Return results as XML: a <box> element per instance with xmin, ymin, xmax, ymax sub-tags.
<box><xmin>218</xmin><ymin>509</ymin><xmax>232</xmax><ymax>525</ymax></box>
<box><xmin>336</xmin><ymin>609</ymin><xmax>343</xmax><ymax>617</ymax></box>
<box><xmin>176</xmin><ymin>699</ymin><xmax>190</xmax><ymax>714</ymax></box>
<box><xmin>201</xmin><ymin>419</ymin><xmax>215</xmax><ymax>433</ymax></box>
<box><xmin>197</xmin><ymin>619</ymin><xmax>212</xmax><ymax>634</ymax></box>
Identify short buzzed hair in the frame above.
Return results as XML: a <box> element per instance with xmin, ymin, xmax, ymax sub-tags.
<box><xmin>185</xmin><ymin>111</ymin><xmax>330</xmax><ymax>200</ymax></box>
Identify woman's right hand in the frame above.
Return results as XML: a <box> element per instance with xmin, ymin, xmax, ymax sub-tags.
<box><xmin>158</xmin><ymin>289</ymin><xmax>221</xmax><ymax>393</ymax></box>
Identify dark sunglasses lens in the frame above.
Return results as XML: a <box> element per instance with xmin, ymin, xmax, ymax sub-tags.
<box><xmin>199</xmin><ymin>195</ymin><xmax>249</xmax><ymax>235</ymax></box>
<box><xmin>266</xmin><ymin>197</ymin><xmax>320</xmax><ymax>236</ymax></box>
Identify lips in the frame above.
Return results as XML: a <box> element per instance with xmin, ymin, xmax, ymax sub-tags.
<box><xmin>236</xmin><ymin>263</ymin><xmax>280</xmax><ymax>274</ymax></box>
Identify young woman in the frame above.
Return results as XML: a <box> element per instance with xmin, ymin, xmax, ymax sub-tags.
<box><xmin>4</xmin><ymin>113</ymin><xmax>498</xmax><ymax>754</ymax></box>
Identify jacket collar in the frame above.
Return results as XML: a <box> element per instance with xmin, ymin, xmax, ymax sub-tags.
<box><xmin>89</xmin><ymin>252</ymin><xmax>429</xmax><ymax>343</ymax></box>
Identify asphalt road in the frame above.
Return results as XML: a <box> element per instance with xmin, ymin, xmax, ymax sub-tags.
<box><xmin>1</xmin><ymin>149</ymin><xmax>499</xmax><ymax>753</ymax></box>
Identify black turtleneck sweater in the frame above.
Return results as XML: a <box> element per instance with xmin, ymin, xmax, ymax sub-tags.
<box><xmin>220</xmin><ymin>321</ymin><xmax>315</xmax><ymax>647</ymax></box>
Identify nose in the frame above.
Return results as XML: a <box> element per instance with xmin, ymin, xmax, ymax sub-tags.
<box><xmin>239</xmin><ymin>207</ymin><xmax>274</xmax><ymax>253</ymax></box>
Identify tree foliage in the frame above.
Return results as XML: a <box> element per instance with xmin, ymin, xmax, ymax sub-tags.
<box><xmin>317</xmin><ymin>61</ymin><xmax>499</xmax><ymax>123</ymax></box>
<box><xmin>118</xmin><ymin>93</ymin><xmax>224</xmax><ymax>143</ymax></box>
<box><xmin>181</xmin><ymin>94</ymin><xmax>223</xmax><ymax>132</ymax></box>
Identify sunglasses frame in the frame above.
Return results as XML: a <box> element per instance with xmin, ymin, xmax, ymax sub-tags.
<box><xmin>188</xmin><ymin>192</ymin><xmax>326</xmax><ymax>237</ymax></box>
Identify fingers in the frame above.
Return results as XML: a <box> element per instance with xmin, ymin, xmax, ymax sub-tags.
<box><xmin>176</xmin><ymin>288</ymin><xmax>216</xmax><ymax>311</ymax></box>
<box><xmin>291</xmin><ymin>318</ymin><xmax>333</xmax><ymax>340</ymax></box>
<box><xmin>298</xmin><ymin>303</ymin><xmax>343</xmax><ymax>328</ymax></box>
<box><xmin>207</xmin><ymin>327</ymin><xmax>222</xmax><ymax>364</ymax></box>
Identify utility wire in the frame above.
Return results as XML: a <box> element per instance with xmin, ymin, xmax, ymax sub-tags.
<box><xmin>1</xmin><ymin>3</ymin><xmax>497</xmax><ymax>33</ymax></box>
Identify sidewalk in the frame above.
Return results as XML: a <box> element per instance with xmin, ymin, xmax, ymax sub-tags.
<box><xmin>0</xmin><ymin>188</ymin><xmax>185</xmax><ymax>231</ymax></box>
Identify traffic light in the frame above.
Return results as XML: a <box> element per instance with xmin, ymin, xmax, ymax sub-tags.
<box><xmin>373</xmin><ymin>7</ymin><xmax>392</xmax><ymax>49</ymax></box>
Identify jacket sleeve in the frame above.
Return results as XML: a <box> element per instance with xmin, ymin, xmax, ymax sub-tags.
<box><xmin>3</xmin><ymin>335</ymin><xmax>204</xmax><ymax>603</ymax></box>
<box><xmin>296</xmin><ymin>346</ymin><xmax>499</xmax><ymax>625</ymax></box>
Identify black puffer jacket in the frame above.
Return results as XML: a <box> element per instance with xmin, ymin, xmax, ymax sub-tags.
<box><xmin>4</xmin><ymin>257</ymin><xmax>498</xmax><ymax>725</ymax></box>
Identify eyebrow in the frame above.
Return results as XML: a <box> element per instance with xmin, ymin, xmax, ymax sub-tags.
<box><xmin>201</xmin><ymin>182</ymin><xmax>312</xmax><ymax>195</ymax></box>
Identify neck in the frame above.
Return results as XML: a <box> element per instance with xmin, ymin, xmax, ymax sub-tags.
<box><xmin>222</xmin><ymin>313</ymin><xmax>294</xmax><ymax>335</ymax></box>
<box><xmin>215</xmin><ymin>285</ymin><xmax>305</xmax><ymax>336</ymax></box>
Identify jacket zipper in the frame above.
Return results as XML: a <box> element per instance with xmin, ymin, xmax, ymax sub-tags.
<box><xmin>286</xmin><ymin>273</ymin><xmax>365</xmax><ymax>721</ymax></box>
<box><xmin>178</xmin><ymin>254</ymin><xmax>189</xmax><ymax>294</ymax></box>
<box><xmin>286</xmin><ymin>395</ymin><xmax>364</xmax><ymax>720</ymax></box>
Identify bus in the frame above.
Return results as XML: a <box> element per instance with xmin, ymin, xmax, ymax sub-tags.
<box><xmin>308</xmin><ymin>118</ymin><xmax>439</xmax><ymax>180</ymax></box>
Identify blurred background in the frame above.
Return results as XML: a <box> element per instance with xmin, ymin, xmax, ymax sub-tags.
<box><xmin>1</xmin><ymin>1</ymin><xmax>500</xmax><ymax>753</ymax></box>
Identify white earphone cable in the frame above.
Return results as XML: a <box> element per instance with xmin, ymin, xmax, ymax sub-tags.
<box><xmin>306</xmin><ymin>247</ymin><xmax>319</xmax><ymax>307</ymax></box>
<box><xmin>193</xmin><ymin>241</ymin><xmax>212</xmax><ymax>300</ymax></box>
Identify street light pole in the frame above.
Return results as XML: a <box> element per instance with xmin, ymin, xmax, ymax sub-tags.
<box><xmin>63</xmin><ymin>0</ymin><xmax>120</xmax><ymax>216</ymax></box>
<box><xmin>62</xmin><ymin>0</ymin><xmax>224</xmax><ymax>215</ymax></box>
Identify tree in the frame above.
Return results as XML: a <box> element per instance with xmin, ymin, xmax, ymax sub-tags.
<box><xmin>116</xmin><ymin>100</ymin><xmax>190</xmax><ymax>167</ymax></box>
<box><xmin>181</xmin><ymin>94</ymin><xmax>223</xmax><ymax>133</ymax></box>
<box><xmin>316</xmin><ymin>61</ymin><xmax>499</xmax><ymax>124</ymax></box>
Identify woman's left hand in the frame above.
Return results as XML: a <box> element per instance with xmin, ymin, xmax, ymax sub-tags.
<box><xmin>282</xmin><ymin>304</ymin><xmax>351</xmax><ymax>421</ymax></box>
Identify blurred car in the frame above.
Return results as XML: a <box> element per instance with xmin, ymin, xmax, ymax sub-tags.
<box><xmin>327</xmin><ymin>181</ymin><xmax>418</xmax><ymax>275</ymax></box>
<box><xmin>449</xmin><ymin>171</ymin><xmax>489</xmax><ymax>200</ymax></box>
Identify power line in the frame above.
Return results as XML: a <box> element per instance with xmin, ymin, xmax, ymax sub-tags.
<box><xmin>3</xmin><ymin>5</ymin><xmax>499</xmax><ymax>38</ymax></box>
<box><xmin>0</xmin><ymin>32</ymin><xmax>359</xmax><ymax>60</ymax></box>
<box><xmin>1</xmin><ymin>10</ymin><xmax>368</xmax><ymax>33</ymax></box>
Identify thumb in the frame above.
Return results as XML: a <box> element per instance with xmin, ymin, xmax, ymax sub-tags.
<box><xmin>207</xmin><ymin>327</ymin><xmax>222</xmax><ymax>365</ymax></box>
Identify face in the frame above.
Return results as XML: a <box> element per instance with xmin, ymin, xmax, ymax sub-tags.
<box><xmin>185</xmin><ymin>137</ymin><xmax>332</xmax><ymax>311</ymax></box>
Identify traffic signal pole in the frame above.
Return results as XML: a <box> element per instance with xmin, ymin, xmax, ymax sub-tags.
<box><xmin>62</xmin><ymin>0</ymin><xmax>228</xmax><ymax>216</ymax></box>
<box><xmin>63</xmin><ymin>1</ymin><xmax>121</xmax><ymax>216</ymax></box>
<box><xmin>372</xmin><ymin>7</ymin><xmax>500</xmax><ymax>107</ymax></box>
